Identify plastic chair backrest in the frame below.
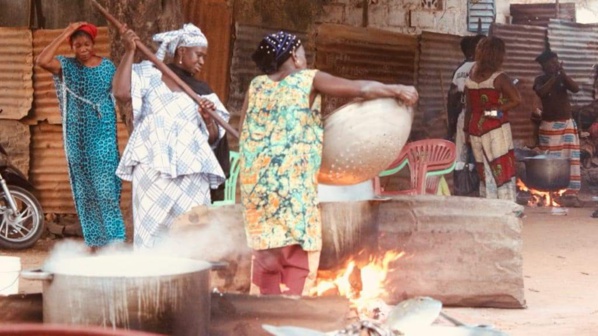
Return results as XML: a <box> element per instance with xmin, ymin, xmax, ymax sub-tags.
<box><xmin>374</xmin><ymin>139</ymin><xmax>456</xmax><ymax>195</ymax></box>
<box><xmin>405</xmin><ymin>139</ymin><xmax>456</xmax><ymax>194</ymax></box>
<box><xmin>212</xmin><ymin>151</ymin><xmax>240</xmax><ymax>206</ymax></box>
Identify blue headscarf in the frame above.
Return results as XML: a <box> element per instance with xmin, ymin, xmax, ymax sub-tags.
<box><xmin>252</xmin><ymin>31</ymin><xmax>302</xmax><ymax>74</ymax></box>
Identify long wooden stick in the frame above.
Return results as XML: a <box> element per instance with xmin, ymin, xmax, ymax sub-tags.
<box><xmin>90</xmin><ymin>0</ymin><xmax>239</xmax><ymax>139</ymax></box>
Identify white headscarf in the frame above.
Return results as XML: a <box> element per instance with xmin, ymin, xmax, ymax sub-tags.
<box><xmin>153</xmin><ymin>23</ymin><xmax>208</xmax><ymax>61</ymax></box>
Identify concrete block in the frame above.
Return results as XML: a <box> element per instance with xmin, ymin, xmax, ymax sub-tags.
<box><xmin>409</xmin><ymin>10</ymin><xmax>438</xmax><ymax>29</ymax></box>
<box><xmin>388</xmin><ymin>6</ymin><xmax>408</xmax><ymax>27</ymax></box>
<box><xmin>321</xmin><ymin>4</ymin><xmax>346</xmax><ymax>24</ymax></box>
<box><xmin>377</xmin><ymin>196</ymin><xmax>525</xmax><ymax>308</ymax></box>
<box><xmin>369</xmin><ymin>2</ymin><xmax>389</xmax><ymax>26</ymax></box>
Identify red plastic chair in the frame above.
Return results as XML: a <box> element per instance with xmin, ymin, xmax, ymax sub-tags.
<box><xmin>373</xmin><ymin>139</ymin><xmax>456</xmax><ymax>196</ymax></box>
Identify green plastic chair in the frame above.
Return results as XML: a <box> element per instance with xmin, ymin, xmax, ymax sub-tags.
<box><xmin>212</xmin><ymin>151</ymin><xmax>240</xmax><ymax>206</ymax></box>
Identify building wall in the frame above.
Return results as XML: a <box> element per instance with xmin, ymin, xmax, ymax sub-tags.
<box><xmin>317</xmin><ymin>0</ymin><xmax>511</xmax><ymax>36</ymax></box>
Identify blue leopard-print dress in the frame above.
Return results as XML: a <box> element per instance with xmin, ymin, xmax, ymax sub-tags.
<box><xmin>53</xmin><ymin>56</ymin><xmax>126</xmax><ymax>247</ymax></box>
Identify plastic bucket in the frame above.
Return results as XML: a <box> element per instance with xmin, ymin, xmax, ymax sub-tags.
<box><xmin>0</xmin><ymin>256</ymin><xmax>21</xmax><ymax>296</ymax></box>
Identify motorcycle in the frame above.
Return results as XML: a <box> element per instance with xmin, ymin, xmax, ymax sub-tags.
<box><xmin>0</xmin><ymin>143</ymin><xmax>44</xmax><ymax>249</ymax></box>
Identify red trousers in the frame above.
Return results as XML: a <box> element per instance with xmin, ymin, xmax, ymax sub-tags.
<box><xmin>251</xmin><ymin>245</ymin><xmax>310</xmax><ymax>295</ymax></box>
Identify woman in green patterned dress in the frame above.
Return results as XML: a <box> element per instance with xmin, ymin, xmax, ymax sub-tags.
<box><xmin>239</xmin><ymin>31</ymin><xmax>419</xmax><ymax>295</ymax></box>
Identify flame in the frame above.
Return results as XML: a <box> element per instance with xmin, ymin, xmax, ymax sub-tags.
<box><xmin>516</xmin><ymin>178</ymin><xmax>566</xmax><ymax>207</ymax></box>
<box><xmin>312</xmin><ymin>250</ymin><xmax>404</xmax><ymax>311</ymax></box>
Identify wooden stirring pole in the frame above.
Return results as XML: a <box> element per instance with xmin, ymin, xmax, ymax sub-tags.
<box><xmin>90</xmin><ymin>0</ymin><xmax>239</xmax><ymax>139</ymax></box>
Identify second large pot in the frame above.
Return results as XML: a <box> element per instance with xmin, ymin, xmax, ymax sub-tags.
<box><xmin>22</xmin><ymin>255</ymin><xmax>212</xmax><ymax>336</ymax></box>
<box><xmin>522</xmin><ymin>156</ymin><xmax>570</xmax><ymax>191</ymax></box>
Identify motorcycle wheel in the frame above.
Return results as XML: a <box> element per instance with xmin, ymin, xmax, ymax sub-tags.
<box><xmin>0</xmin><ymin>186</ymin><xmax>45</xmax><ymax>249</ymax></box>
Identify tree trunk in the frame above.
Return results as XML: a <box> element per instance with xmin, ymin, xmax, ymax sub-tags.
<box><xmin>100</xmin><ymin>0</ymin><xmax>183</xmax><ymax>133</ymax></box>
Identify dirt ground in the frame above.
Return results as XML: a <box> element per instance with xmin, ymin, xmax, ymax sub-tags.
<box><xmin>2</xmin><ymin>205</ymin><xmax>598</xmax><ymax>335</ymax></box>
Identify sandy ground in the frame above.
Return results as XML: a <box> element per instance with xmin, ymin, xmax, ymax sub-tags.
<box><xmin>2</xmin><ymin>205</ymin><xmax>598</xmax><ymax>335</ymax></box>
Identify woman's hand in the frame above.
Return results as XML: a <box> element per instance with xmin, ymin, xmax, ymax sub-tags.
<box><xmin>199</xmin><ymin>99</ymin><xmax>219</xmax><ymax>144</ymax></box>
<box><xmin>394</xmin><ymin>85</ymin><xmax>419</xmax><ymax>106</ymax></box>
<box><xmin>64</xmin><ymin>22</ymin><xmax>86</xmax><ymax>37</ymax></box>
<box><xmin>120</xmin><ymin>25</ymin><xmax>139</xmax><ymax>53</ymax></box>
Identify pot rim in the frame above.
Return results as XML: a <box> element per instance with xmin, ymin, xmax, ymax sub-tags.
<box><xmin>41</xmin><ymin>255</ymin><xmax>213</xmax><ymax>278</ymax></box>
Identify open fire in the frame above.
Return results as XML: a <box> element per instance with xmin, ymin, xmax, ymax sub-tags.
<box><xmin>516</xmin><ymin>178</ymin><xmax>566</xmax><ymax>207</ymax></box>
<box><xmin>312</xmin><ymin>250</ymin><xmax>404</xmax><ymax>319</ymax></box>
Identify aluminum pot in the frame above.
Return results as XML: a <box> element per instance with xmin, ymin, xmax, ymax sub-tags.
<box><xmin>21</xmin><ymin>255</ymin><xmax>213</xmax><ymax>336</ymax></box>
<box><xmin>318</xmin><ymin>98</ymin><xmax>413</xmax><ymax>185</ymax></box>
<box><xmin>522</xmin><ymin>156</ymin><xmax>570</xmax><ymax>191</ymax></box>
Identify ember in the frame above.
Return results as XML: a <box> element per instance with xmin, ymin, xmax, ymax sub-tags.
<box><xmin>312</xmin><ymin>250</ymin><xmax>404</xmax><ymax>319</ymax></box>
<box><xmin>516</xmin><ymin>178</ymin><xmax>566</xmax><ymax>207</ymax></box>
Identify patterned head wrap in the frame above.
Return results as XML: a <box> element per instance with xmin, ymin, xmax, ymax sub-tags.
<box><xmin>153</xmin><ymin>23</ymin><xmax>208</xmax><ymax>61</ymax></box>
<box><xmin>251</xmin><ymin>31</ymin><xmax>302</xmax><ymax>74</ymax></box>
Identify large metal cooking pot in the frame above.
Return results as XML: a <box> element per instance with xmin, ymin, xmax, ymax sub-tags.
<box><xmin>318</xmin><ymin>98</ymin><xmax>413</xmax><ymax>185</ymax></box>
<box><xmin>21</xmin><ymin>255</ymin><xmax>214</xmax><ymax>336</ymax></box>
<box><xmin>521</xmin><ymin>156</ymin><xmax>570</xmax><ymax>191</ymax></box>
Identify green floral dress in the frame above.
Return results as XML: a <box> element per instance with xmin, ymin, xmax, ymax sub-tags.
<box><xmin>240</xmin><ymin>69</ymin><xmax>322</xmax><ymax>252</ymax></box>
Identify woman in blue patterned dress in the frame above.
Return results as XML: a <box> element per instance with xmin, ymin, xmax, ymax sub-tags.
<box><xmin>112</xmin><ymin>24</ymin><xmax>229</xmax><ymax>250</ymax></box>
<box><xmin>36</xmin><ymin>22</ymin><xmax>126</xmax><ymax>248</ymax></box>
<box><xmin>240</xmin><ymin>31</ymin><xmax>419</xmax><ymax>295</ymax></box>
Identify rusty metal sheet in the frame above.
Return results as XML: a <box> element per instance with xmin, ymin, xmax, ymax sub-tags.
<box><xmin>182</xmin><ymin>0</ymin><xmax>232</xmax><ymax>104</ymax></box>
<box><xmin>416</xmin><ymin>31</ymin><xmax>463</xmax><ymax>140</ymax></box>
<box><xmin>490</xmin><ymin>23</ymin><xmax>547</xmax><ymax>143</ymax></box>
<box><xmin>0</xmin><ymin>27</ymin><xmax>33</xmax><ymax>120</ymax></box>
<box><xmin>31</xmin><ymin>27</ymin><xmax>111</xmax><ymax>124</ymax></box>
<box><xmin>29</xmin><ymin>122</ymin><xmax>131</xmax><ymax>214</ymax></box>
<box><xmin>510</xmin><ymin>3</ymin><xmax>575</xmax><ymax>27</ymax></box>
<box><xmin>0</xmin><ymin>120</ymin><xmax>30</xmax><ymax>177</ymax></box>
<box><xmin>315</xmin><ymin>23</ymin><xmax>417</xmax><ymax>114</ymax></box>
<box><xmin>227</xmin><ymin>24</ymin><xmax>314</xmax><ymax>149</ymax></box>
<box><xmin>547</xmin><ymin>19</ymin><xmax>598</xmax><ymax>109</ymax></box>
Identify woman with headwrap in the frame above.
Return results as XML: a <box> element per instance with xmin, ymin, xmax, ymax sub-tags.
<box><xmin>37</xmin><ymin>22</ymin><xmax>126</xmax><ymax>248</ymax></box>
<box><xmin>112</xmin><ymin>24</ymin><xmax>229</xmax><ymax>249</ymax></box>
<box><xmin>240</xmin><ymin>31</ymin><xmax>419</xmax><ymax>296</ymax></box>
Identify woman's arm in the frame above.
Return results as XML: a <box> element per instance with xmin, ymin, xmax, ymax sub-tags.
<box><xmin>463</xmin><ymin>87</ymin><xmax>471</xmax><ymax>133</ymax></box>
<box><xmin>559</xmin><ymin>68</ymin><xmax>580</xmax><ymax>93</ymax></box>
<box><xmin>495</xmin><ymin>73</ymin><xmax>521</xmax><ymax>112</ymax></box>
<box><xmin>313</xmin><ymin>71</ymin><xmax>419</xmax><ymax>106</ymax></box>
<box><xmin>112</xmin><ymin>27</ymin><xmax>138</xmax><ymax>102</ymax></box>
<box><xmin>36</xmin><ymin>22</ymin><xmax>85</xmax><ymax>75</ymax></box>
<box><xmin>238</xmin><ymin>90</ymin><xmax>250</xmax><ymax>134</ymax></box>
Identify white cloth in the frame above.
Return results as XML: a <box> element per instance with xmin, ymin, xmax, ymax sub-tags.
<box><xmin>452</xmin><ymin>61</ymin><xmax>475</xmax><ymax>171</ymax></box>
<box><xmin>117</xmin><ymin>61</ymin><xmax>229</xmax><ymax>249</ymax></box>
<box><xmin>153</xmin><ymin>23</ymin><xmax>208</xmax><ymax>61</ymax></box>
<box><xmin>132</xmin><ymin>163</ymin><xmax>210</xmax><ymax>249</ymax></box>
<box><xmin>452</xmin><ymin>61</ymin><xmax>475</xmax><ymax>93</ymax></box>
<box><xmin>116</xmin><ymin>61</ymin><xmax>228</xmax><ymax>188</ymax></box>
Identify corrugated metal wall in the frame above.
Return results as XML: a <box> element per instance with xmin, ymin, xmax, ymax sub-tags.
<box><xmin>547</xmin><ymin>20</ymin><xmax>598</xmax><ymax>108</ymax></box>
<box><xmin>29</xmin><ymin>27</ymin><xmax>132</xmax><ymax>214</ymax></box>
<box><xmin>0</xmin><ymin>27</ymin><xmax>33</xmax><ymax>120</ymax></box>
<box><xmin>31</xmin><ymin>27</ymin><xmax>111</xmax><ymax>124</ymax></box>
<box><xmin>227</xmin><ymin>24</ymin><xmax>313</xmax><ymax>149</ymax></box>
<box><xmin>510</xmin><ymin>3</ymin><xmax>576</xmax><ymax>27</ymax></box>
<box><xmin>490</xmin><ymin>23</ymin><xmax>547</xmax><ymax>143</ymax></box>
<box><xmin>30</xmin><ymin>122</ymin><xmax>132</xmax><ymax>214</ymax></box>
<box><xmin>416</xmin><ymin>31</ymin><xmax>463</xmax><ymax>140</ymax></box>
<box><xmin>182</xmin><ymin>0</ymin><xmax>232</xmax><ymax>104</ymax></box>
<box><xmin>314</xmin><ymin>23</ymin><xmax>417</xmax><ymax>114</ymax></box>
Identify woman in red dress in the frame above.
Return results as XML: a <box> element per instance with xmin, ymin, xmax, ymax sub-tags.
<box><xmin>464</xmin><ymin>37</ymin><xmax>521</xmax><ymax>201</ymax></box>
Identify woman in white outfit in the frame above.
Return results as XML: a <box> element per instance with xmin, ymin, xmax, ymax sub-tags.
<box><xmin>112</xmin><ymin>23</ymin><xmax>229</xmax><ymax>249</ymax></box>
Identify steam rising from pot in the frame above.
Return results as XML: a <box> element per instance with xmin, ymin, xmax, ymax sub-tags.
<box><xmin>43</xmin><ymin>205</ymin><xmax>249</xmax><ymax>272</ymax></box>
